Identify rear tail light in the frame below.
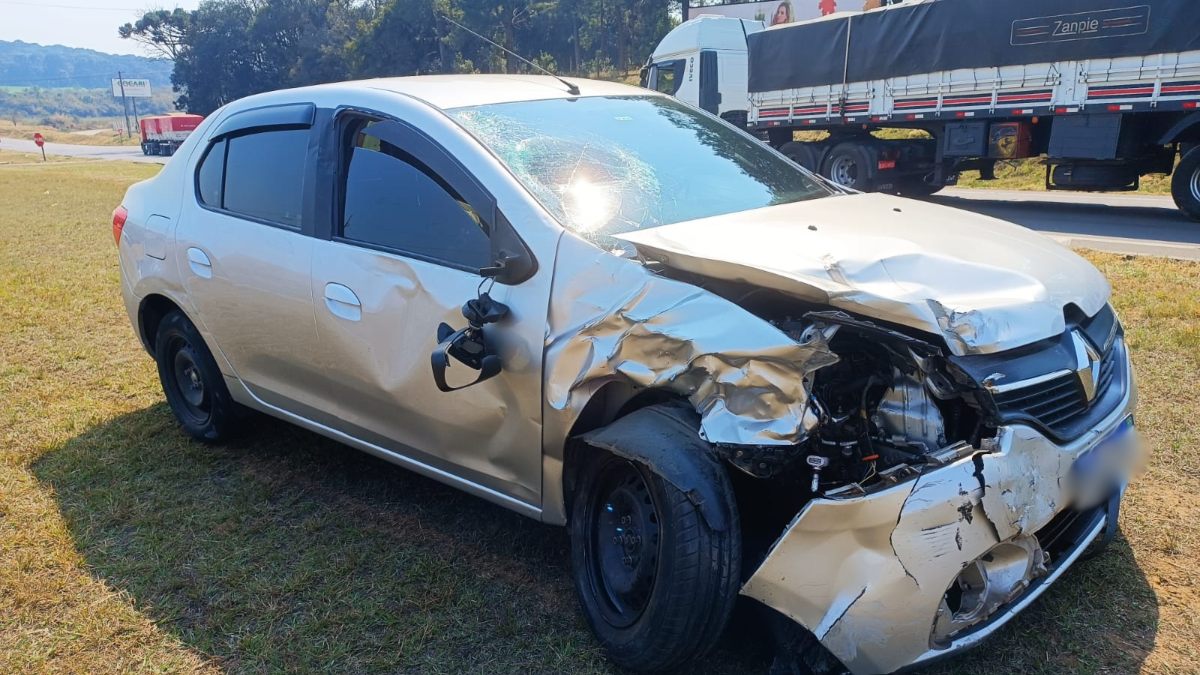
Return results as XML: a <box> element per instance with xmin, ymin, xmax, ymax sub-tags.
<box><xmin>112</xmin><ymin>205</ymin><xmax>128</xmax><ymax>245</ymax></box>
<box><xmin>877</xmin><ymin>159</ymin><xmax>897</xmax><ymax>171</ymax></box>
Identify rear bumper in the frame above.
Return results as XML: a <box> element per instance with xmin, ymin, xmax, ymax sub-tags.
<box><xmin>741</xmin><ymin>356</ymin><xmax>1139</xmax><ymax>675</ymax></box>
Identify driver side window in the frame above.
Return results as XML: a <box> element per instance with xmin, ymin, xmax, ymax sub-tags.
<box><xmin>339</xmin><ymin>121</ymin><xmax>491</xmax><ymax>270</ymax></box>
<box><xmin>650</xmin><ymin>60</ymin><xmax>684</xmax><ymax>95</ymax></box>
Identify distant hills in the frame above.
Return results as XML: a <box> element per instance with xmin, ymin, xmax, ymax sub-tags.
<box><xmin>0</xmin><ymin>40</ymin><xmax>173</xmax><ymax>89</ymax></box>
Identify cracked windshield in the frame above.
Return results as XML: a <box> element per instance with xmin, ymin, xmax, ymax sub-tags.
<box><xmin>449</xmin><ymin>96</ymin><xmax>831</xmax><ymax>243</ymax></box>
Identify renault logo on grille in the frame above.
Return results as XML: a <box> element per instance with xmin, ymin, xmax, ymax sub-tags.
<box><xmin>1071</xmin><ymin>331</ymin><xmax>1102</xmax><ymax>402</ymax></box>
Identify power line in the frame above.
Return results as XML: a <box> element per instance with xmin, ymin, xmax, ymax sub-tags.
<box><xmin>1</xmin><ymin>72</ymin><xmax>132</xmax><ymax>84</ymax></box>
<box><xmin>0</xmin><ymin>1</ymin><xmax>145</xmax><ymax>10</ymax></box>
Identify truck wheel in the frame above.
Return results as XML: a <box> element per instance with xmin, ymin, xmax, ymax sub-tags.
<box><xmin>822</xmin><ymin>142</ymin><xmax>875</xmax><ymax>191</ymax></box>
<box><xmin>570</xmin><ymin>451</ymin><xmax>740</xmax><ymax>671</ymax></box>
<box><xmin>1172</xmin><ymin>146</ymin><xmax>1200</xmax><ymax>222</ymax></box>
<box><xmin>155</xmin><ymin>310</ymin><xmax>244</xmax><ymax>442</ymax></box>
<box><xmin>779</xmin><ymin>141</ymin><xmax>820</xmax><ymax>172</ymax></box>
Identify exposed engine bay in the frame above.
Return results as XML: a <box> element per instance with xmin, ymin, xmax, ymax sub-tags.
<box><xmin>745</xmin><ymin>311</ymin><xmax>987</xmax><ymax>493</ymax></box>
<box><xmin>672</xmin><ymin>273</ymin><xmax>997</xmax><ymax>501</ymax></box>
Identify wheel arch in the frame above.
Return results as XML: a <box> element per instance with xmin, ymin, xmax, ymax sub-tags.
<box><xmin>568</xmin><ymin>401</ymin><xmax>737</xmax><ymax>533</ymax></box>
<box><xmin>1158</xmin><ymin>112</ymin><xmax>1200</xmax><ymax>146</ymax></box>
<box><xmin>137</xmin><ymin>293</ymin><xmax>186</xmax><ymax>358</ymax></box>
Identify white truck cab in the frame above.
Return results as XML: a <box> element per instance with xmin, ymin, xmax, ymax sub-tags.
<box><xmin>641</xmin><ymin>15</ymin><xmax>761</xmax><ymax>127</ymax></box>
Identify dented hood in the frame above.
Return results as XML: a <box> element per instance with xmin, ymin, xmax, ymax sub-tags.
<box><xmin>615</xmin><ymin>193</ymin><xmax>1110</xmax><ymax>356</ymax></box>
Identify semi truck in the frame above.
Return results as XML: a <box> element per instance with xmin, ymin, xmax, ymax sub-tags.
<box><xmin>645</xmin><ymin>0</ymin><xmax>1200</xmax><ymax>220</ymax></box>
<box><xmin>138</xmin><ymin>114</ymin><xmax>204</xmax><ymax>156</ymax></box>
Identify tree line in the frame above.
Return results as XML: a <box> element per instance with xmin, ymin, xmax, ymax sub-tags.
<box><xmin>120</xmin><ymin>0</ymin><xmax>679</xmax><ymax>115</ymax></box>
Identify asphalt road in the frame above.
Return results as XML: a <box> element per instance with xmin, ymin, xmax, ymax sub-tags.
<box><xmin>3</xmin><ymin>136</ymin><xmax>1198</xmax><ymax>259</ymax></box>
<box><xmin>0</xmin><ymin>136</ymin><xmax>166</xmax><ymax>164</ymax></box>
<box><xmin>933</xmin><ymin>188</ymin><xmax>1200</xmax><ymax>261</ymax></box>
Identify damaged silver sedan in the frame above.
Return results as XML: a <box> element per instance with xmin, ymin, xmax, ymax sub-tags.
<box><xmin>115</xmin><ymin>75</ymin><xmax>1142</xmax><ymax>674</ymax></box>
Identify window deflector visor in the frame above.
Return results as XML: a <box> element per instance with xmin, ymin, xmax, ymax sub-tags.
<box><xmin>351</xmin><ymin>117</ymin><xmax>537</xmax><ymax>284</ymax></box>
<box><xmin>211</xmin><ymin>102</ymin><xmax>316</xmax><ymax>139</ymax></box>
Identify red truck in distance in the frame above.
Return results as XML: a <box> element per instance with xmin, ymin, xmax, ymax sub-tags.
<box><xmin>138</xmin><ymin>114</ymin><xmax>204</xmax><ymax>156</ymax></box>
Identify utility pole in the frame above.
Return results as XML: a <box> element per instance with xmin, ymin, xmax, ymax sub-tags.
<box><xmin>117</xmin><ymin>70</ymin><xmax>131</xmax><ymax>139</ymax></box>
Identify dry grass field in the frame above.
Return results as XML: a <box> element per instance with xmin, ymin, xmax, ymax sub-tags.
<box><xmin>2</xmin><ymin>122</ymin><xmax>140</xmax><ymax>147</ymax></box>
<box><xmin>1</xmin><ymin>152</ymin><xmax>1197</xmax><ymax>673</ymax></box>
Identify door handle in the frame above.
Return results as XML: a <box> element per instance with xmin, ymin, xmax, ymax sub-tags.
<box><xmin>324</xmin><ymin>283</ymin><xmax>362</xmax><ymax>321</ymax></box>
<box><xmin>186</xmin><ymin>247</ymin><xmax>212</xmax><ymax>279</ymax></box>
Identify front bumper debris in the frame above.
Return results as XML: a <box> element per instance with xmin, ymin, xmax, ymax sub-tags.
<box><xmin>741</xmin><ymin>362</ymin><xmax>1139</xmax><ymax>675</ymax></box>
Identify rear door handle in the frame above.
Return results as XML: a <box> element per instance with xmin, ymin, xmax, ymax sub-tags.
<box><xmin>186</xmin><ymin>247</ymin><xmax>212</xmax><ymax>279</ymax></box>
<box><xmin>324</xmin><ymin>283</ymin><xmax>362</xmax><ymax>321</ymax></box>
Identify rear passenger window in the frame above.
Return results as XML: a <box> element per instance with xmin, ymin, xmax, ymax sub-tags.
<box><xmin>223</xmin><ymin>129</ymin><xmax>309</xmax><ymax>228</ymax></box>
<box><xmin>196</xmin><ymin>139</ymin><xmax>226</xmax><ymax>207</ymax></box>
<box><xmin>340</xmin><ymin>127</ymin><xmax>491</xmax><ymax>269</ymax></box>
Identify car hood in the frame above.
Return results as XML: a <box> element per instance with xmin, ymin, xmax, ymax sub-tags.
<box><xmin>614</xmin><ymin>193</ymin><xmax>1110</xmax><ymax>356</ymax></box>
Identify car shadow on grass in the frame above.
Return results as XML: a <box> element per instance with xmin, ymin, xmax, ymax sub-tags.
<box><xmin>32</xmin><ymin>404</ymin><xmax>772</xmax><ymax>673</ymax></box>
<box><xmin>34</xmin><ymin>404</ymin><xmax>1157</xmax><ymax>674</ymax></box>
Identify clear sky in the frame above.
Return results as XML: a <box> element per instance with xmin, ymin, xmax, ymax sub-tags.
<box><xmin>0</xmin><ymin>0</ymin><xmax>202</xmax><ymax>56</ymax></box>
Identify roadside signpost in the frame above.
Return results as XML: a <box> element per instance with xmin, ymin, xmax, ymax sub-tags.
<box><xmin>110</xmin><ymin>77</ymin><xmax>153</xmax><ymax>98</ymax></box>
<box><xmin>112</xmin><ymin>74</ymin><xmax>152</xmax><ymax>140</ymax></box>
<box><xmin>33</xmin><ymin>132</ymin><xmax>45</xmax><ymax>161</ymax></box>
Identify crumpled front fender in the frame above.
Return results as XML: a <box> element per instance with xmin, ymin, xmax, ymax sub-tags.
<box><xmin>543</xmin><ymin>234</ymin><xmax>838</xmax><ymax>448</ymax></box>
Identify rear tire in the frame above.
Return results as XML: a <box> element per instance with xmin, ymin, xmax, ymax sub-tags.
<box><xmin>1172</xmin><ymin>145</ymin><xmax>1200</xmax><ymax>222</ymax></box>
<box><xmin>570</xmin><ymin>451</ymin><xmax>740</xmax><ymax>672</ymax></box>
<box><xmin>779</xmin><ymin>140</ymin><xmax>820</xmax><ymax>173</ymax></box>
<box><xmin>154</xmin><ymin>310</ymin><xmax>243</xmax><ymax>442</ymax></box>
<box><xmin>821</xmin><ymin>141</ymin><xmax>875</xmax><ymax>191</ymax></box>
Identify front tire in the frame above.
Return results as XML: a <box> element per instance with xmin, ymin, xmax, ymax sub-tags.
<box><xmin>154</xmin><ymin>310</ymin><xmax>243</xmax><ymax>442</ymax></box>
<box><xmin>1172</xmin><ymin>145</ymin><xmax>1200</xmax><ymax>222</ymax></box>
<box><xmin>570</xmin><ymin>452</ymin><xmax>740</xmax><ymax>672</ymax></box>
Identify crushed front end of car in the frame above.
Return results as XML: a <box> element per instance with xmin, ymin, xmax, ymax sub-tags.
<box><xmin>740</xmin><ymin>358</ymin><xmax>1138</xmax><ymax>674</ymax></box>
<box><xmin>546</xmin><ymin>194</ymin><xmax>1144</xmax><ymax>674</ymax></box>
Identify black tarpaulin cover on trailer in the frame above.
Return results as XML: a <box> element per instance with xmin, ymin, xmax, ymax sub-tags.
<box><xmin>747</xmin><ymin>0</ymin><xmax>1200</xmax><ymax>93</ymax></box>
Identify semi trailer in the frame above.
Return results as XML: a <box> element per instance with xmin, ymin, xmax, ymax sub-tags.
<box><xmin>645</xmin><ymin>0</ymin><xmax>1200</xmax><ymax>220</ymax></box>
<box><xmin>139</xmin><ymin>114</ymin><xmax>204</xmax><ymax>156</ymax></box>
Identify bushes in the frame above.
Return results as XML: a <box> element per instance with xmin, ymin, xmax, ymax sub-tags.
<box><xmin>0</xmin><ymin>87</ymin><xmax>176</xmax><ymax>125</ymax></box>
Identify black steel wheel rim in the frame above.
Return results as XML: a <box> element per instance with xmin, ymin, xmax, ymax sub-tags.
<box><xmin>169</xmin><ymin>337</ymin><xmax>211</xmax><ymax>425</ymax></box>
<box><xmin>587</xmin><ymin>460</ymin><xmax>661</xmax><ymax>628</ymax></box>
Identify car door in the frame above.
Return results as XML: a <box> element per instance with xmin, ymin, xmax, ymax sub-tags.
<box><xmin>305</xmin><ymin>112</ymin><xmax>549</xmax><ymax>508</ymax></box>
<box><xmin>175</xmin><ymin>103</ymin><xmax>325</xmax><ymax>412</ymax></box>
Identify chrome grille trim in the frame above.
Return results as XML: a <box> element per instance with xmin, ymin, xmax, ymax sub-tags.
<box><xmin>990</xmin><ymin>338</ymin><xmax>1126</xmax><ymax>437</ymax></box>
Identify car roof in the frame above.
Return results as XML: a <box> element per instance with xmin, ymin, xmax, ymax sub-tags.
<box><xmin>318</xmin><ymin>74</ymin><xmax>652</xmax><ymax>110</ymax></box>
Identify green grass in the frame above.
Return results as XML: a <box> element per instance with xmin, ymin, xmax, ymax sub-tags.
<box><xmin>1</xmin><ymin>151</ymin><xmax>1198</xmax><ymax>673</ymax></box>
<box><xmin>955</xmin><ymin>158</ymin><xmax>1174</xmax><ymax>195</ymax></box>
